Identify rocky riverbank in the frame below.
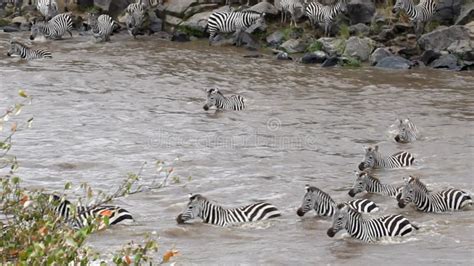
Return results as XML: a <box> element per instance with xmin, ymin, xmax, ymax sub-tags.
<box><xmin>1</xmin><ymin>0</ymin><xmax>473</xmax><ymax>70</ymax></box>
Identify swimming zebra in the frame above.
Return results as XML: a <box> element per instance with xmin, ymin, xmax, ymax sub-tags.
<box><xmin>88</xmin><ymin>13</ymin><xmax>115</xmax><ymax>42</ymax></box>
<box><xmin>7</xmin><ymin>40</ymin><xmax>52</xmax><ymax>60</ymax></box>
<box><xmin>392</xmin><ymin>0</ymin><xmax>437</xmax><ymax>37</ymax></box>
<box><xmin>125</xmin><ymin>2</ymin><xmax>146</xmax><ymax>38</ymax></box>
<box><xmin>394</xmin><ymin>118</ymin><xmax>419</xmax><ymax>143</ymax></box>
<box><xmin>348</xmin><ymin>171</ymin><xmax>402</xmax><ymax>198</ymax></box>
<box><xmin>296</xmin><ymin>185</ymin><xmax>379</xmax><ymax>217</ymax></box>
<box><xmin>30</xmin><ymin>13</ymin><xmax>73</xmax><ymax>40</ymax></box>
<box><xmin>36</xmin><ymin>0</ymin><xmax>59</xmax><ymax>21</ymax></box>
<box><xmin>327</xmin><ymin>203</ymin><xmax>418</xmax><ymax>242</ymax></box>
<box><xmin>397</xmin><ymin>176</ymin><xmax>472</xmax><ymax>212</ymax></box>
<box><xmin>50</xmin><ymin>195</ymin><xmax>134</xmax><ymax>229</ymax></box>
<box><xmin>176</xmin><ymin>194</ymin><xmax>281</xmax><ymax>226</ymax></box>
<box><xmin>280</xmin><ymin>0</ymin><xmax>304</xmax><ymax>27</ymax></box>
<box><xmin>203</xmin><ymin>88</ymin><xmax>245</xmax><ymax>111</ymax></box>
<box><xmin>358</xmin><ymin>145</ymin><xmax>415</xmax><ymax>171</ymax></box>
<box><xmin>206</xmin><ymin>11</ymin><xmax>266</xmax><ymax>45</ymax></box>
<box><xmin>305</xmin><ymin>0</ymin><xmax>347</xmax><ymax>36</ymax></box>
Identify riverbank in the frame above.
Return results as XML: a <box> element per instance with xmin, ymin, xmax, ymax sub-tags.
<box><xmin>1</xmin><ymin>1</ymin><xmax>473</xmax><ymax>70</ymax></box>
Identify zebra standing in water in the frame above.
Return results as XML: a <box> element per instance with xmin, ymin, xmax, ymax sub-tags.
<box><xmin>203</xmin><ymin>88</ymin><xmax>245</xmax><ymax>111</ymax></box>
<box><xmin>305</xmin><ymin>0</ymin><xmax>347</xmax><ymax>36</ymax></box>
<box><xmin>7</xmin><ymin>40</ymin><xmax>52</xmax><ymax>60</ymax></box>
<box><xmin>88</xmin><ymin>13</ymin><xmax>115</xmax><ymax>42</ymax></box>
<box><xmin>392</xmin><ymin>0</ymin><xmax>437</xmax><ymax>37</ymax></box>
<box><xmin>394</xmin><ymin>118</ymin><xmax>419</xmax><ymax>143</ymax></box>
<box><xmin>398</xmin><ymin>176</ymin><xmax>472</xmax><ymax>212</ymax></box>
<box><xmin>206</xmin><ymin>11</ymin><xmax>266</xmax><ymax>45</ymax></box>
<box><xmin>327</xmin><ymin>203</ymin><xmax>418</xmax><ymax>242</ymax></box>
<box><xmin>30</xmin><ymin>13</ymin><xmax>73</xmax><ymax>40</ymax></box>
<box><xmin>296</xmin><ymin>185</ymin><xmax>379</xmax><ymax>217</ymax></box>
<box><xmin>176</xmin><ymin>194</ymin><xmax>281</xmax><ymax>226</ymax></box>
<box><xmin>358</xmin><ymin>145</ymin><xmax>415</xmax><ymax>171</ymax></box>
<box><xmin>280</xmin><ymin>0</ymin><xmax>304</xmax><ymax>27</ymax></box>
<box><xmin>125</xmin><ymin>1</ymin><xmax>146</xmax><ymax>38</ymax></box>
<box><xmin>50</xmin><ymin>195</ymin><xmax>134</xmax><ymax>229</ymax></box>
<box><xmin>36</xmin><ymin>0</ymin><xmax>59</xmax><ymax>21</ymax></box>
<box><xmin>348</xmin><ymin>171</ymin><xmax>402</xmax><ymax>198</ymax></box>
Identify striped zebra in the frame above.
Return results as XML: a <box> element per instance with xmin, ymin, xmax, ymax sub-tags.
<box><xmin>88</xmin><ymin>13</ymin><xmax>115</xmax><ymax>42</ymax></box>
<box><xmin>327</xmin><ymin>203</ymin><xmax>419</xmax><ymax>242</ymax></box>
<box><xmin>203</xmin><ymin>88</ymin><xmax>245</xmax><ymax>111</ymax></box>
<box><xmin>280</xmin><ymin>0</ymin><xmax>304</xmax><ymax>27</ymax></box>
<box><xmin>50</xmin><ymin>195</ymin><xmax>134</xmax><ymax>229</ymax></box>
<box><xmin>296</xmin><ymin>185</ymin><xmax>379</xmax><ymax>217</ymax></box>
<box><xmin>398</xmin><ymin>176</ymin><xmax>472</xmax><ymax>212</ymax></box>
<box><xmin>36</xmin><ymin>0</ymin><xmax>59</xmax><ymax>21</ymax></box>
<box><xmin>206</xmin><ymin>11</ymin><xmax>266</xmax><ymax>45</ymax></box>
<box><xmin>305</xmin><ymin>0</ymin><xmax>347</xmax><ymax>36</ymax></box>
<box><xmin>392</xmin><ymin>0</ymin><xmax>437</xmax><ymax>36</ymax></box>
<box><xmin>30</xmin><ymin>13</ymin><xmax>73</xmax><ymax>40</ymax></box>
<box><xmin>394</xmin><ymin>118</ymin><xmax>419</xmax><ymax>143</ymax></box>
<box><xmin>7</xmin><ymin>40</ymin><xmax>52</xmax><ymax>60</ymax></box>
<box><xmin>348</xmin><ymin>171</ymin><xmax>402</xmax><ymax>198</ymax></box>
<box><xmin>125</xmin><ymin>2</ymin><xmax>146</xmax><ymax>38</ymax></box>
<box><xmin>358</xmin><ymin>145</ymin><xmax>415</xmax><ymax>171</ymax></box>
<box><xmin>176</xmin><ymin>194</ymin><xmax>281</xmax><ymax>226</ymax></box>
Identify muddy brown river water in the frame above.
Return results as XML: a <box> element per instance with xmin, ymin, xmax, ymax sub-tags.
<box><xmin>0</xmin><ymin>32</ymin><xmax>473</xmax><ymax>265</ymax></box>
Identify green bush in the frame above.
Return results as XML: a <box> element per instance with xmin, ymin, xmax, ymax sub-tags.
<box><xmin>341</xmin><ymin>57</ymin><xmax>362</xmax><ymax>67</ymax></box>
<box><xmin>338</xmin><ymin>23</ymin><xmax>350</xmax><ymax>40</ymax></box>
<box><xmin>306</xmin><ymin>40</ymin><xmax>323</xmax><ymax>53</ymax></box>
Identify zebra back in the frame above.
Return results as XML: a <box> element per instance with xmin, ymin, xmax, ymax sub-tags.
<box><xmin>349</xmin><ymin>171</ymin><xmax>401</xmax><ymax>197</ymax></box>
<box><xmin>358</xmin><ymin>145</ymin><xmax>414</xmax><ymax>170</ymax></box>
<box><xmin>207</xmin><ymin>11</ymin><xmax>265</xmax><ymax>39</ymax></box>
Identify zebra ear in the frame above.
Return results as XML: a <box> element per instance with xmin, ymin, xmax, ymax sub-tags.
<box><xmin>260</xmin><ymin>13</ymin><xmax>266</xmax><ymax>18</ymax></box>
<box><xmin>188</xmin><ymin>193</ymin><xmax>193</xmax><ymax>199</ymax></box>
<box><xmin>403</xmin><ymin>176</ymin><xmax>411</xmax><ymax>184</ymax></box>
<box><xmin>304</xmin><ymin>184</ymin><xmax>310</xmax><ymax>191</ymax></box>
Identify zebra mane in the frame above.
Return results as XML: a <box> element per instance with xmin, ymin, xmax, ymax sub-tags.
<box><xmin>10</xmin><ymin>40</ymin><xmax>30</xmax><ymax>49</ymax></box>
<box><xmin>408</xmin><ymin>176</ymin><xmax>429</xmax><ymax>193</ymax></box>
<box><xmin>189</xmin><ymin>193</ymin><xmax>207</xmax><ymax>201</ymax></box>
<box><xmin>305</xmin><ymin>185</ymin><xmax>333</xmax><ymax>201</ymax></box>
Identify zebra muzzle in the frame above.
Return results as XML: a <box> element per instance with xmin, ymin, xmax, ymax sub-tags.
<box><xmin>176</xmin><ymin>213</ymin><xmax>185</xmax><ymax>224</ymax></box>
<box><xmin>326</xmin><ymin>228</ymin><xmax>336</xmax><ymax>238</ymax></box>
<box><xmin>29</xmin><ymin>35</ymin><xmax>35</xmax><ymax>40</ymax></box>
<box><xmin>397</xmin><ymin>200</ymin><xmax>407</xmax><ymax>208</ymax></box>
<box><xmin>296</xmin><ymin>207</ymin><xmax>305</xmax><ymax>217</ymax></box>
<box><xmin>6</xmin><ymin>52</ymin><xmax>11</xmax><ymax>57</ymax></box>
<box><xmin>348</xmin><ymin>189</ymin><xmax>356</xmax><ymax>197</ymax></box>
<box><xmin>203</xmin><ymin>104</ymin><xmax>209</xmax><ymax>111</ymax></box>
<box><xmin>358</xmin><ymin>162</ymin><xmax>366</xmax><ymax>171</ymax></box>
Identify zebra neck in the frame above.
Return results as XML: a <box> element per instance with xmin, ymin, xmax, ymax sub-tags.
<box><xmin>403</xmin><ymin>1</ymin><xmax>418</xmax><ymax>19</ymax></box>
<box><xmin>346</xmin><ymin>211</ymin><xmax>363</xmax><ymax>236</ymax></box>
<box><xmin>215</xmin><ymin>96</ymin><xmax>230</xmax><ymax>109</ymax></box>
<box><xmin>201</xmin><ymin>201</ymin><xmax>227</xmax><ymax>225</ymax></box>
<box><xmin>413</xmin><ymin>191</ymin><xmax>434</xmax><ymax>211</ymax></box>
<box><xmin>317</xmin><ymin>198</ymin><xmax>336</xmax><ymax>216</ymax></box>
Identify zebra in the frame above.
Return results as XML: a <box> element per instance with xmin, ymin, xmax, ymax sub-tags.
<box><xmin>358</xmin><ymin>145</ymin><xmax>415</xmax><ymax>171</ymax></box>
<box><xmin>296</xmin><ymin>185</ymin><xmax>379</xmax><ymax>217</ymax></box>
<box><xmin>304</xmin><ymin>0</ymin><xmax>347</xmax><ymax>37</ymax></box>
<box><xmin>30</xmin><ymin>13</ymin><xmax>73</xmax><ymax>40</ymax></box>
<box><xmin>50</xmin><ymin>195</ymin><xmax>134</xmax><ymax>229</ymax></box>
<box><xmin>7</xmin><ymin>40</ymin><xmax>52</xmax><ymax>60</ymax></box>
<box><xmin>327</xmin><ymin>203</ymin><xmax>419</xmax><ymax>242</ymax></box>
<box><xmin>394</xmin><ymin>118</ymin><xmax>419</xmax><ymax>143</ymax></box>
<box><xmin>203</xmin><ymin>88</ymin><xmax>245</xmax><ymax>111</ymax></box>
<box><xmin>176</xmin><ymin>194</ymin><xmax>281</xmax><ymax>226</ymax></box>
<box><xmin>392</xmin><ymin>0</ymin><xmax>437</xmax><ymax>37</ymax></box>
<box><xmin>125</xmin><ymin>2</ymin><xmax>146</xmax><ymax>38</ymax></box>
<box><xmin>397</xmin><ymin>176</ymin><xmax>472</xmax><ymax>212</ymax></box>
<box><xmin>280</xmin><ymin>0</ymin><xmax>304</xmax><ymax>27</ymax></box>
<box><xmin>88</xmin><ymin>13</ymin><xmax>115</xmax><ymax>42</ymax></box>
<box><xmin>36</xmin><ymin>0</ymin><xmax>59</xmax><ymax>21</ymax></box>
<box><xmin>206</xmin><ymin>11</ymin><xmax>266</xmax><ymax>45</ymax></box>
<box><xmin>348</xmin><ymin>171</ymin><xmax>402</xmax><ymax>198</ymax></box>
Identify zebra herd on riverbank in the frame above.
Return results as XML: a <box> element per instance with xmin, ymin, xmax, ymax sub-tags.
<box><xmin>5</xmin><ymin>0</ymin><xmax>440</xmax><ymax>60</ymax></box>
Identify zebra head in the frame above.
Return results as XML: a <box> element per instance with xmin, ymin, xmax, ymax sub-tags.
<box><xmin>176</xmin><ymin>194</ymin><xmax>205</xmax><ymax>224</ymax></box>
<box><xmin>358</xmin><ymin>145</ymin><xmax>379</xmax><ymax>171</ymax></box>
<box><xmin>398</xmin><ymin>176</ymin><xmax>425</xmax><ymax>208</ymax></box>
<box><xmin>7</xmin><ymin>40</ymin><xmax>19</xmax><ymax>57</ymax></box>
<box><xmin>327</xmin><ymin>203</ymin><xmax>350</xmax><ymax>237</ymax></box>
<box><xmin>253</xmin><ymin>13</ymin><xmax>267</xmax><ymax>32</ymax></box>
<box><xmin>296</xmin><ymin>184</ymin><xmax>319</xmax><ymax>216</ymax></box>
<box><xmin>392</xmin><ymin>0</ymin><xmax>408</xmax><ymax>14</ymax></box>
<box><xmin>30</xmin><ymin>22</ymin><xmax>44</xmax><ymax>40</ymax></box>
<box><xmin>348</xmin><ymin>171</ymin><xmax>369</xmax><ymax>197</ymax></box>
<box><xmin>203</xmin><ymin>88</ymin><xmax>222</xmax><ymax>111</ymax></box>
<box><xmin>394</xmin><ymin>118</ymin><xmax>416</xmax><ymax>143</ymax></box>
<box><xmin>337</xmin><ymin>0</ymin><xmax>348</xmax><ymax>14</ymax></box>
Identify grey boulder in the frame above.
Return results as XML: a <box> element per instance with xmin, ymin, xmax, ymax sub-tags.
<box><xmin>376</xmin><ymin>56</ymin><xmax>413</xmax><ymax>69</ymax></box>
<box><xmin>369</xmin><ymin>47</ymin><xmax>392</xmax><ymax>66</ymax></box>
<box><xmin>430</xmin><ymin>54</ymin><xmax>461</xmax><ymax>70</ymax></box>
<box><xmin>343</xmin><ymin>36</ymin><xmax>374</xmax><ymax>62</ymax></box>
<box><xmin>418</xmin><ymin>25</ymin><xmax>470</xmax><ymax>51</ymax></box>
